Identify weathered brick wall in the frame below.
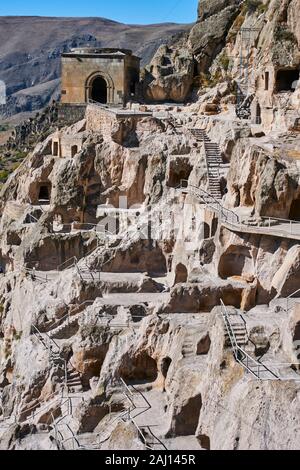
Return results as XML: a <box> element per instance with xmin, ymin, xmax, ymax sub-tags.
<box><xmin>57</xmin><ymin>103</ymin><xmax>86</xmax><ymax>126</ymax></box>
<box><xmin>85</xmin><ymin>105</ymin><xmax>118</xmax><ymax>137</ymax></box>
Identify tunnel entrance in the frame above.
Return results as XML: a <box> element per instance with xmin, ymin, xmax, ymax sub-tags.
<box><xmin>167</xmin><ymin>159</ymin><xmax>193</xmax><ymax>188</ymax></box>
<box><xmin>38</xmin><ymin>184</ymin><xmax>51</xmax><ymax>203</ymax></box>
<box><xmin>276</xmin><ymin>69</ymin><xmax>299</xmax><ymax>92</ymax></box>
<box><xmin>91</xmin><ymin>76</ymin><xmax>107</xmax><ymax>104</ymax></box>
<box><xmin>289</xmin><ymin>198</ymin><xmax>300</xmax><ymax>221</ymax></box>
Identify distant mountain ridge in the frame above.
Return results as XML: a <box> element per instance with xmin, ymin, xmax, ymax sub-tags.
<box><xmin>0</xmin><ymin>16</ymin><xmax>191</xmax><ymax>120</ymax></box>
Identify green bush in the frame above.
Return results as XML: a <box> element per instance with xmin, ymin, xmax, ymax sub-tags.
<box><xmin>275</xmin><ymin>27</ymin><xmax>297</xmax><ymax>43</ymax></box>
<box><xmin>219</xmin><ymin>51</ymin><xmax>230</xmax><ymax>71</ymax></box>
<box><xmin>244</xmin><ymin>0</ymin><xmax>262</xmax><ymax>13</ymax></box>
<box><xmin>0</xmin><ymin>170</ymin><xmax>9</xmax><ymax>182</ymax></box>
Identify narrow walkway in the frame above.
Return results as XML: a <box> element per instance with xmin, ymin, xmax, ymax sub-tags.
<box><xmin>181</xmin><ymin>183</ymin><xmax>300</xmax><ymax>241</ymax></box>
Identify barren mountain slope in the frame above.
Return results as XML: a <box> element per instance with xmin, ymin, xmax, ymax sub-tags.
<box><xmin>0</xmin><ymin>16</ymin><xmax>191</xmax><ymax>118</ymax></box>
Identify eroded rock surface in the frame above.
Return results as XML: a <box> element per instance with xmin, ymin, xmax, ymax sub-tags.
<box><xmin>0</xmin><ymin>0</ymin><xmax>300</xmax><ymax>451</ymax></box>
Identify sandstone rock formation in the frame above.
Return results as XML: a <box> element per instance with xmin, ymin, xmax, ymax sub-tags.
<box><xmin>0</xmin><ymin>0</ymin><xmax>300</xmax><ymax>452</ymax></box>
<box><xmin>141</xmin><ymin>44</ymin><xmax>194</xmax><ymax>103</ymax></box>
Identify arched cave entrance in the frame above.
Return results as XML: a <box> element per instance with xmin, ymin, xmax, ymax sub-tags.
<box><xmin>161</xmin><ymin>357</ymin><xmax>172</xmax><ymax>379</ymax></box>
<box><xmin>203</xmin><ymin>222</ymin><xmax>210</xmax><ymax>239</ymax></box>
<box><xmin>218</xmin><ymin>246</ymin><xmax>253</xmax><ymax>280</ymax></box>
<box><xmin>91</xmin><ymin>76</ymin><xmax>108</xmax><ymax>104</ymax></box>
<box><xmin>119</xmin><ymin>352</ymin><xmax>158</xmax><ymax>385</ymax></box>
<box><xmin>276</xmin><ymin>69</ymin><xmax>299</xmax><ymax>92</ymax></box>
<box><xmin>174</xmin><ymin>263</ymin><xmax>188</xmax><ymax>284</ymax></box>
<box><xmin>289</xmin><ymin>198</ymin><xmax>300</xmax><ymax>221</ymax></box>
<box><xmin>167</xmin><ymin>159</ymin><xmax>193</xmax><ymax>188</ymax></box>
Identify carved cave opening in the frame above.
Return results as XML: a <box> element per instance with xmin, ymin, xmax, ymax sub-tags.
<box><xmin>276</xmin><ymin>69</ymin><xmax>299</xmax><ymax>92</ymax></box>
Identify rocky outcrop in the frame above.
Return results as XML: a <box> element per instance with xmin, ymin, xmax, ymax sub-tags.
<box><xmin>141</xmin><ymin>44</ymin><xmax>194</xmax><ymax>103</ymax></box>
<box><xmin>1</xmin><ymin>0</ymin><xmax>300</xmax><ymax>453</ymax></box>
<box><xmin>189</xmin><ymin>4</ymin><xmax>240</xmax><ymax>74</ymax></box>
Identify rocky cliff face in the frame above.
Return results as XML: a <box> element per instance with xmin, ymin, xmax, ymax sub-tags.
<box><xmin>0</xmin><ymin>99</ymin><xmax>299</xmax><ymax>449</ymax></box>
<box><xmin>0</xmin><ymin>0</ymin><xmax>300</xmax><ymax>451</ymax></box>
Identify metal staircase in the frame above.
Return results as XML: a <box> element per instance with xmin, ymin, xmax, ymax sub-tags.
<box><xmin>220</xmin><ymin>301</ymin><xmax>280</xmax><ymax>381</ymax></box>
<box><xmin>180</xmin><ymin>180</ymin><xmax>239</xmax><ymax>226</ymax></box>
<box><xmin>118</xmin><ymin>379</ymin><xmax>167</xmax><ymax>450</ymax></box>
<box><xmin>31</xmin><ymin>324</ymin><xmax>83</xmax><ymax>394</ymax></box>
<box><xmin>224</xmin><ymin>317</ymin><xmax>248</xmax><ymax>348</ymax></box>
<box><xmin>191</xmin><ymin>129</ymin><xmax>223</xmax><ymax>200</ymax></box>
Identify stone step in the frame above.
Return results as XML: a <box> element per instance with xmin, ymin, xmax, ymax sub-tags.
<box><xmin>49</xmin><ymin>314</ymin><xmax>81</xmax><ymax>339</ymax></box>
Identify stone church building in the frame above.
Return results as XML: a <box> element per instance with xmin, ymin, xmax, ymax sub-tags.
<box><xmin>61</xmin><ymin>48</ymin><xmax>140</xmax><ymax>107</ymax></box>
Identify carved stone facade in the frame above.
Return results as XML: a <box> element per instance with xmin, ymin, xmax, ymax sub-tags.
<box><xmin>61</xmin><ymin>48</ymin><xmax>140</xmax><ymax>107</ymax></box>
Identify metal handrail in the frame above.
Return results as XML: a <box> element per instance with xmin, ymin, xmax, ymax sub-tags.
<box><xmin>20</xmin><ymin>390</ymin><xmax>64</xmax><ymax>422</ymax></box>
<box><xmin>31</xmin><ymin>324</ymin><xmax>60</xmax><ymax>353</ymax></box>
<box><xmin>46</xmin><ymin>300</ymin><xmax>95</xmax><ymax>334</ymax></box>
<box><xmin>260</xmin><ymin>216</ymin><xmax>300</xmax><ymax>231</ymax></box>
<box><xmin>180</xmin><ymin>180</ymin><xmax>239</xmax><ymax>224</ymax></box>
<box><xmin>25</xmin><ymin>214</ymin><xmax>40</xmax><ymax>224</ymax></box>
<box><xmin>57</xmin><ymin>257</ymin><xmax>78</xmax><ymax>272</ymax></box>
<box><xmin>120</xmin><ymin>379</ymin><xmax>151</xmax><ymax>420</ymax></box>
<box><xmin>22</xmin><ymin>267</ymin><xmax>50</xmax><ymax>282</ymax></box>
<box><xmin>285</xmin><ymin>288</ymin><xmax>300</xmax><ymax>312</ymax></box>
<box><xmin>139</xmin><ymin>425</ymin><xmax>168</xmax><ymax>450</ymax></box>
<box><xmin>220</xmin><ymin>300</ymin><xmax>280</xmax><ymax>380</ymax></box>
<box><xmin>118</xmin><ymin>379</ymin><xmax>167</xmax><ymax>449</ymax></box>
<box><xmin>180</xmin><ymin>181</ymin><xmax>300</xmax><ymax>239</ymax></box>
<box><xmin>288</xmin><ymin>288</ymin><xmax>300</xmax><ymax>300</ymax></box>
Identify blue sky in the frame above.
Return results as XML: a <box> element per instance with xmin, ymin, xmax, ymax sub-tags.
<box><xmin>0</xmin><ymin>0</ymin><xmax>198</xmax><ymax>24</ymax></box>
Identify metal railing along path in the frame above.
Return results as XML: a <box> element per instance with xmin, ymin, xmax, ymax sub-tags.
<box><xmin>220</xmin><ymin>301</ymin><xmax>300</xmax><ymax>381</ymax></box>
<box><xmin>180</xmin><ymin>181</ymin><xmax>300</xmax><ymax>240</ymax></box>
<box><xmin>285</xmin><ymin>288</ymin><xmax>300</xmax><ymax>313</ymax></box>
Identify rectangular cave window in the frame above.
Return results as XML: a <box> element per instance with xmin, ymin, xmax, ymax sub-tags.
<box><xmin>38</xmin><ymin>184</ymin><xmax>51</xmax><ymax>203</ymax></box>
<box><xmin>71</xmin><ymin>145</ymin><xmax>78</xmax><ymax>157</ymax></box>
<box><xmin>265</xmin><ymin>71</ymin><xmax>269</xmax><ymax>91</ymax></box>
<box><xmin>53</xmin><ymin>141</ymin><xmax>59</xmax><ymax>157</ymax></box>
<box><xmin>276</xmin><ymin>69</ymin><xmax>299</xmax><ymax>92</ymax></box>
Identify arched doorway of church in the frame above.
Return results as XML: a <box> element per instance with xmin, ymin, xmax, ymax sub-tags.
<box><xmin>91</xmin><ymin>76</ymin><xmax>107</xmax><ymax>104</ymax></box>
